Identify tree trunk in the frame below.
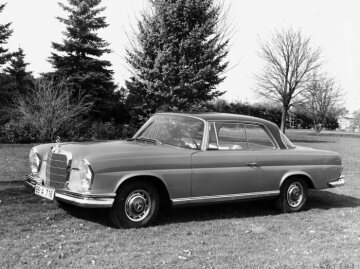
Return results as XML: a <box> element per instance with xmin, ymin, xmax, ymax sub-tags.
<box><xmin>312</xmin><ymin>119</ymin><xmax>317</xmax><ymax>132</ymax></box>
<box><xmin>312</xmin><ymin>117</ymin><xmax>323</xmax><ymax>133</ymax></box>
<box><xmin>315</xmin><ymin>122</ymin><xmax>322</xmax><ymax>133</ymax></box>
<box><xmin>280</xmin><ymin>107</ymin><xmax>287</xmax><ymax>133</ymax></box>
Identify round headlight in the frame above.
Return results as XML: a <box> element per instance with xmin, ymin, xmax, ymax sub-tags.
<box><xmin>78</xmin><ymin>159</ymin><xmax>93</xmax><ymax>191</ymax></box>
<box><xmin>29</xmin><ymin>148</ymin><xmax>41</xmax><ymax>174</ymax></box>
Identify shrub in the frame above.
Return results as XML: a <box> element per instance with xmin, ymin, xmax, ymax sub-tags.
<box><xmin>76</xmin><ymin>121</ymin><xmax>138</xmax><ymax>141</ymax></box>
<box><xmin>5</xmin><ymin>77</ymin><xmax>92</xmax><ymax>142</ymax></box>
<box><xmin>0</xmin><ymin>119</ymin><xmax>38</xmax><ymax>143</ymax></box>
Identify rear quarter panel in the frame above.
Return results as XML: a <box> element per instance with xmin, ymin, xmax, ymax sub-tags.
<box><xmin>256</xmin><ymin>148</ymin><xmax>342</xmax><ymax>191</ymax></box>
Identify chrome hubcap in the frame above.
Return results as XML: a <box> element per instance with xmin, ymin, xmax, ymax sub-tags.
<box><xmin>287</xmin><ymin>182</ymin><xmax>304</xmax><ymax>208</ymax></box>
<box><xmin>125</xmin><ymin>190</ymin><xmax>151</xmax><ymax>222</ymax></box>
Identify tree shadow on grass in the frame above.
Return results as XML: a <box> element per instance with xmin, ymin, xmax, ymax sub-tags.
<box><xmin>0</xmin><ymin>182</ymin><xmax>113</xmax><ymax>227</ymax></box>
<box><xmin>0</xmin><ymin>181</ymin><xmax>41</xmax><ymax>205</ymax></box>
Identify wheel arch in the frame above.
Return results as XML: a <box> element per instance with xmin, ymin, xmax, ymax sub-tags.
<box><xmin>115</xmin><ymin>173</ymin><xmax>171</xmax><ymax>205</ymax></box>
<box><xmin>279</xmin><ymin>172</ymin><xmax>315</xmax><ymax>190</ymax></box>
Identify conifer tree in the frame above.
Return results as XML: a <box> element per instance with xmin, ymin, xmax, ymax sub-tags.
<box><xmin>0</xmin><ymin>2</ymin><xmax>13</xmax><ymax>112</ymax></box>
<box><xmin>126</xmin><ymin>0</ymin><xmax>229</xmax><ymax>124</ymax></box>
<box><xmin>49</xmin><ymin>0</ymin><xmax>116</xmax><ymax>120</ymax></box>
<box><xmin>4</xmin><ymin>48</ymin><xmax>34</xmax><ymax>95</ymax></box>
<box><xmin>0</xmin><ymin>3</ymin><xmax>12</xmax><ymax>67</ymax></box>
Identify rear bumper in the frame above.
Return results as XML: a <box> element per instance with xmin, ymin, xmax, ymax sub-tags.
<box><xmin>25</xmin><ymin>174</ymin><xmax>115</xmax><ymax>208</ymax></box>
<box><xmin>327</xmin><ymin>175</ymin><xmax>345</xmax><ymax>188</ymax></box>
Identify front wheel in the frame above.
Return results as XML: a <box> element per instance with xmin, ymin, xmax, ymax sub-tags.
<box><xmin>276</xmin><ymin>178</ymin><xmax>308</xmax><ymax>213</ymax></box>
<box><xmin>109</xmin><ymin>181</ymin><xmax>159</xmax><ymax>228</ymax></box>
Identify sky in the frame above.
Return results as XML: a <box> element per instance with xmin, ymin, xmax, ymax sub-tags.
<box><xmin>2</xmin><ymin>0</ymin><xmax>360</xmax><ymax>113</ymax></box>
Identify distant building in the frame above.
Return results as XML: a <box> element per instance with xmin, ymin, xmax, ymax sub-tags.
<box><xmin>338</xmin><ymin>115</ymin><xmax>360</xmax><ymax>132</ymax></box>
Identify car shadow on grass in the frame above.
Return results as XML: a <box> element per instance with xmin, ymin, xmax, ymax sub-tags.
<box><xmin>36</xmin><ymin>190</ymin><xmax>360</xmax><ymax>228</ymax></box>
<box><xmin>59</xmin><ymin>198</ymin><xmax>281</xmax><ymax>228</ymax></box>
<box><xmin>158</xmin><ymin>190</ymin><xmax>360</xmax><ymax>225</ymax></box>
<box><xmin>6</xmin><ymin>183</ymin><xmax>360</xmax><ymax>228</ymax></box>
<box><xmin>58</xmin><ymin>204</ymin><xmax>113</xmax><ymax>227</ymax></box>
<box><xmin>306</xmin><ymin>190</ymin><xmax>360</xmax><ymax>210</ymax></box>
<box><xmin>158</xmin><ymin>199</ymin><xmax>279</xmax><ymax>225</ymax></box>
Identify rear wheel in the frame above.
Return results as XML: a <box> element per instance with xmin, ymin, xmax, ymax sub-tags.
<box><xmin>109</xmin><ymin>181</ymin><xmax>159</xmax><ymax>228</ymax></box>
<box><xmin>276</xmin><ymin>178</ymin><xmax>308</xmax><ymax>213</ymax></box>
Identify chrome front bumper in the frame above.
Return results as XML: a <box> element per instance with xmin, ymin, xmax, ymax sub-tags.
<box><xmin>327</xmin><ymin>175</ymin><xmax>345</xmax><ymax>188</ymax></box>
<box><xmin>25</xmin><ymin>174</ymin><xmax>115</xmax><ymax>208</ymax></box>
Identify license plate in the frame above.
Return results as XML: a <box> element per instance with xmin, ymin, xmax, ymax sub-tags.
<box><xmin>35</xmin><ymin>185</ymin><xmax>55</xmax><ymax>200</ymax></box>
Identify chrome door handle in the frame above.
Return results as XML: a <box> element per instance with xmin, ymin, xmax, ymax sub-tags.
<box><xmin>246</xmin><ymin>162</ymin><xmax>258</xmax><ymax>167</ymax></box>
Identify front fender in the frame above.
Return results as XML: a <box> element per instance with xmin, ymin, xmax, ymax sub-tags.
<box><xmin>91</xmin><ymin>168</ymin><xmax>191</xmax><ymax>200</ymax></box>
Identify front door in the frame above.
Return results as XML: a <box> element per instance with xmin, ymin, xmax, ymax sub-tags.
<box><xmin>191</xmin><ymin>150</ymin><xmax>258</xmax><ymax>197</ymax></box>
<box><xmin>191</xmin><ymin>122</ymin><xmax>258</xmax><ymax>197</ymax></box>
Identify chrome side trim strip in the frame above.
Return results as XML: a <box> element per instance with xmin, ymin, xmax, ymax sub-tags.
<box><xmin>171</xmin><ymin>191</ymin><xmax>280</xmax><ymax>205</ymax></box>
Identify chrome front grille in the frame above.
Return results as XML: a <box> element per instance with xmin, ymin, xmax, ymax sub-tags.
<box><xmin>46</xmin><ymin>151</ymin><xmax>71</xmax><ymax>189</ymax></box>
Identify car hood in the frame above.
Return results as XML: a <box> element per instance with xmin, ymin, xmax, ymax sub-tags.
<box><xmin>55</xmin><ymin>140</ymin><xmax>195</xmax><ymax>167</ymax></box>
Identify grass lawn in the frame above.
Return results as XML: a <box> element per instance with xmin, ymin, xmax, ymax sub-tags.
<box><xmin>1</xmin><ymin>132</ymin><xmax>360</xmax><ymax>268</ymax></box>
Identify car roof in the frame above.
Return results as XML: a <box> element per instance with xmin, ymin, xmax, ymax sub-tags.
<box><xmin>156</xmin><ymin>112</ymin><xmax>287</xmax><ymax>149</ymax></box>
<box><xmin>157</xmin><ymin>112</ymin><xmax>272</xmax><ymax>125</ymax></box>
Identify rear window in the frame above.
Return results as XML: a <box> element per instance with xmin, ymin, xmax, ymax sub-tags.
<box><xmin>280</xmin><ymin>132</ymin><xmax>296</xmax><ymax>149</ymax></box>
<box><xmin>245</xmin><ymin>124</ymin><xmax>276</xmax><ymax>150</ymax></box>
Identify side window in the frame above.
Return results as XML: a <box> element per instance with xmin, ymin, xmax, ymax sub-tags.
<box><xmin>245</xmin><ymin>124</ymin><xmax>276</xmax><ymax>150</ymax></box>
<box><xmin>214</xmin><ymin>123</ymin><xmax>248</xmax><ymax>150</ymax></box>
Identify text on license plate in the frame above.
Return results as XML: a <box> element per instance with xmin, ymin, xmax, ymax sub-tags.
<box><xmin>35</xmin><ymin>185</ymin><xmax>55</xmax><ymax>200</ymax></box>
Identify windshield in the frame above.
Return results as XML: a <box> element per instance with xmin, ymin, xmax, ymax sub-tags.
<box><xmin>280</xmin><ymin>132</ymin><xmax>296</xmax><ymax>149</ymax></box>
<box><xmin>133</xmin><ymin>114</ymin><xmax>204</xmax><ymax>150</ymax></box>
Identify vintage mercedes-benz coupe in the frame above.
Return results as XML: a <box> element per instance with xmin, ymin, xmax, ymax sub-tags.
<box><xmin>25</xmin><ymin>113</ymin><xmax>344</xmax><ymax>228</ymax></box>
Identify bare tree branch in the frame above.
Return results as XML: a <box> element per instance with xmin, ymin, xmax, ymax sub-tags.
<box><xmin>7</xmin><ymin>77</ymin><xmax>93</xmax><ymax>141</ymax></box>
<box><xmin>255</xmin><ymin>28</ymin><xmax>322</xmax><ymax>133</ymax></box>
<box><xmin>298</xmin><ymin>72</ymin><xmax>345</xmax><ymax>132</ymax></box>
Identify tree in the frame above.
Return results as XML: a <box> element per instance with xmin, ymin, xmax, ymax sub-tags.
<box><xmin>299</xmin><ymin>73</ymin><xmax>344</xmax><ymax>132</ymax></box>
<box><xmin>0</xmin><ymin>2</ymin><xmax>13</xmax><ymax>111</ymax></box>
<box><xmin>126</xmin><ymin>0</ymin><xmax>229</xmax><ymax>125</ymax></box>
<box><xmin>49</xmin><ymin>0</ymin><xmax>116</xmax><ymax>120</ymax></box>
<box><xmin>354</xmin><ymin>109</ymin><xmax>360</xmax><ymax>123</ymax></box>
<box><xmin>352</xmin><ymin>109</ymin><xmax>360</xmax><ymax>130</ymax></box>
<box><xmin>4</xmin><ymin>48</ymin><xmax>34</xmax><ymax>95</ymax></box>
<box><xmin>256</xmin><ymin>28</ymin><xmax>321</xmax><ymax>133</ymax></box>
<box><xmin>6</xmin><ymin>77</ymin><xmax>93</xmax><ymax>142</ymax></box>
<box><xmin>0</xmin><ymin>3</ymin><xmax>12</xmax><ymax>67</ymax></box>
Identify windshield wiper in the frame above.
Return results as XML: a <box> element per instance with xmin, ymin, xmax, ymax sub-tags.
<box><xmin>128</xmin><ymin>137</ymin><xmax>162</xmax><ymax>145</ymax></box>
